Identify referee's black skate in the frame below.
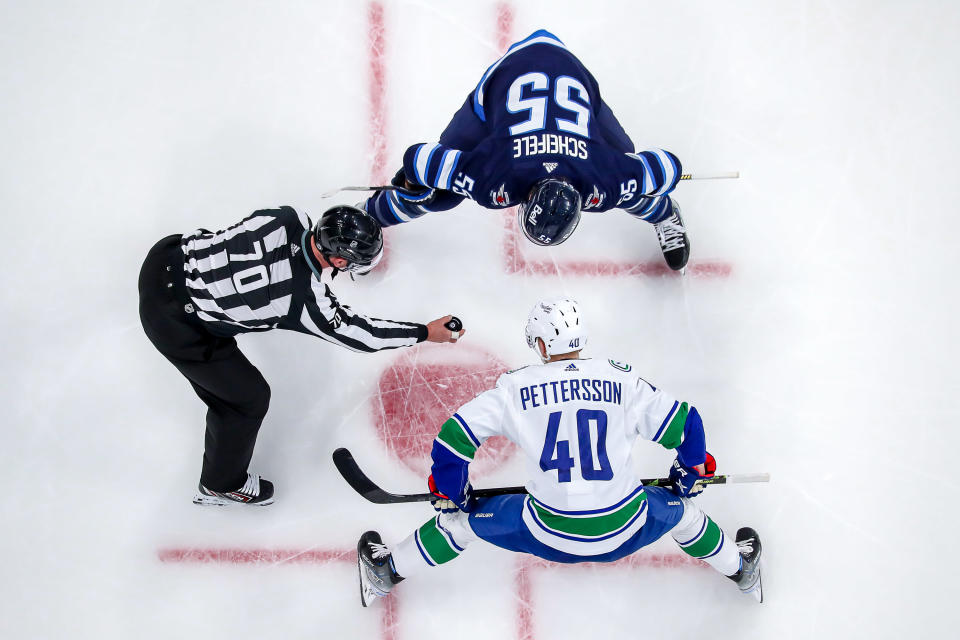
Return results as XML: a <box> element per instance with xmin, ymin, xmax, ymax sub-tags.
<box><xmin>728</xmin><ymin>526</ymin><xmax>763</xmax><ymax>602</ymax></box>
<box><xmin>357</xmin><ymin>530</ymin><xmax>403</xmax><ymax>607</ymax></box>
<box><xmin>654</xmin><ymin>202</ymin><xmax>690</xmax><ymax>271</ymax></box>
<box><xmin>192</xmin><ymin>472</ymin><xmax>275</xmax><ymax>506</ymax></box>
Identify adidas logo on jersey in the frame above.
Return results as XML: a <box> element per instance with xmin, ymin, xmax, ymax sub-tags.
<box><xmin>290</xmin><ymin>243</ymin><xmax>301</xmax><ymax>256</ymax></box>
<box><xmin>543</xmin><ymin>162</ymin><xmax>559</xmax><ymax>173</ymax></box>
<box><xmin>564</xmin><ymin>363</ymin><xmax>579</xmax><ymax>372</ymax></box>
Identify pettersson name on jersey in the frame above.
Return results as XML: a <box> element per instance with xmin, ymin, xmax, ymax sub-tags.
<box><xmin>520</xmin><ymin>378</ymin><xmax>622</xmax><ymax>410</ymax></box>
<box><xmin>512</xmin><ymin>133</ymin><xmax>588</xmax><ymax>159</ymax></box>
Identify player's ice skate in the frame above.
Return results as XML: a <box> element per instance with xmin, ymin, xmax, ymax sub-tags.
<box><xmin>192</xmin><ymin>472</ymin><xmax>275</xmax><ymax>506</ymax></box>
<box><xmin>729</xmin><ymin>527</ymin><xmax>763</xmax><ymax>602</ymax></box>
<box><xmin>357</xmin><ymin>531</ymin><xmax>403</xmax><ymax>607</ymax></box>
<box><xmin>654</xmin><ymin>202</ymin><xmax>690</xmax><ymax>271</ymax></box>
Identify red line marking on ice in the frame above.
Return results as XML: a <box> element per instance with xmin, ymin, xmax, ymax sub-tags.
<box><xmin>381</xmin><ymin>588</ymin><xmax>400</xmax><ymax>640</ymax></box>
<box><xmin>158</xmin><ymin>546</ymin><xmax>707</xmax><ymax>640</ymax></box>
<box><xmin>496</xmin><ymin>2</ymin><xmax>514</xmax><ymax>53</ymax></box>
<box><xmin>514</xmin><ymin>553</ymin><xmax>710</xmax><ymax>639</ymax></box>
<box><xmin>501</xmin><ymin>211</ymin><xmax>731</xmax><ymax>278</ymax></box>
<box><xmin>157</xmin><ymin>547</ymin><xmax>351</xmax><ymax>564</ymax></box>
<box><xmin>515</xmin><ymin>555</ymin><xmax>535</xmax><ymax>640</ymax></box>
<box><xmin>159</xmin><ymin>546</ymin><xmax>396</xmax><ymax>640</ymax></box>
<box><xmin>368</xmin><ymin>1</ymin><xmax>389</xmax><ymax>185</ymax></box>
<box><xmin>367</xmin><ymin>0</ymin><xmax>392</xmax><ymax>269</ymax></box>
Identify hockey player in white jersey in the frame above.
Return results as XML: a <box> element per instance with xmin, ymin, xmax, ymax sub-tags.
<box><xmin>357</xmin><ymin>297</ymin><xmax>763</xmax><ymax>605</ymax></box>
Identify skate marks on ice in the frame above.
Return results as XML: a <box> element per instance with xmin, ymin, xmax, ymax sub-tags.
<box><xmin>371</xmin><ymin>342</ymin><xmax>518</xmax><ymax>479</ymax></box>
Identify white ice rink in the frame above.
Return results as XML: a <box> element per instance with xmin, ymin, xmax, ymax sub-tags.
<box><xmin>2</xmin><ymin>1</ymin><xmax>958</xmax><ymax>638</ymax></box>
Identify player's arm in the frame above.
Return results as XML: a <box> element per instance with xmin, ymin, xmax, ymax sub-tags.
<box><xmin>429</xmin><ymin>385</ymin><xmax>508</xmax><ymax>511</ymax></box>
<box><xmin>600</xmin><ymin>148</ymin><xmax>683</xmax><ymax>220</ymax></box>
<box><xmin>293</xmin><ymin>281</ymin><xmax>461</xmax><ymax>352</ymax></box>
<box><xmin>401</xmin><ymin>142</ymin><xmax>469</xmax><ymax>192</ymax></box>
<box><xmin>628</xmin><ymin>376</ymin><xmax>706</xmax><ymax>467</ymax></box>
<box><xmin>627</xmin><ymin>377</ymin><xmax>716</xmax><ymax>495</ymax></box>
<box><xmin>279</xmin><ymin>210</ymin><xmax>426</xmax><ymax>352</ymax></box>
<box><xmin>365</xmin><ymin>141</ymin><xmax>478</xmax><ymax>226</ymax></box>
<box><xmin>296</xmin><ymin>284</ymin><xmax>425</xmax><ymax>352</ymax></box>
<box><xmin>364</xmin><ymin>168</ymin><xmax>470</xmax><ymax>227</ymax></box>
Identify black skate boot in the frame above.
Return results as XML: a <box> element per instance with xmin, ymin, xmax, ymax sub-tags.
<box><xmin>357</xmin><ymin>531</ymin><xmax>404</xmax><ymax>607</ymax></box>
<box><xmin>193</xmin><ymin>473</ymin><xmax>275</xmax><ymax>506</ymax></box>
<box><xmin>728</xmin><ymin>527</ymin><xmax>763</xmax><ymax>602</ymax></box>
<box><xmin>654</xmin><ymin>201</ymin><xmax>690</xmax><ymax>271</ymax></box>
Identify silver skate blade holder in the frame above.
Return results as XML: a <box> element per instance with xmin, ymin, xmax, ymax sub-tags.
<box><xmin>320</xmin><ymin>171</ymin><xmax>741</xmax><ymax>199</ymax></box>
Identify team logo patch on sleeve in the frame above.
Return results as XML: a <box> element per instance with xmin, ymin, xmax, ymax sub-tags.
<box><xmin>583</xmin><ymin>185</ymin><xmax>606</xmax><ymax>210</ymax></box>
<box><xmin>490</xmin><ymin>184</ymin><xmax>511</xmax><ymax>207</ymax></box>
<box><xmin>608</xmin><ymin>359</ymin><xmax>631</xmax><ymax>372</ymax></box>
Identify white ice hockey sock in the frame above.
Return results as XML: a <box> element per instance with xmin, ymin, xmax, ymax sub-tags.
<box><xmin>670</xmin><ymin>498</ymin><xmax>742</xmax><ymax>576</ymax></box>
<box><xmin>391</xmin><ymin>511</ymin><xmax>478</xmax><ymax>579</ymax></box>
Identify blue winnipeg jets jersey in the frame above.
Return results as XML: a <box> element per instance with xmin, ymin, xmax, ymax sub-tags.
<box><xmin>367</xmin><ymin>30</ymin><xmax>681</xmax><ymax>226</ymax></box>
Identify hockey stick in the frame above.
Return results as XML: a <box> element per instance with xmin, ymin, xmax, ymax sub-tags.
<box><xmin>320</xmin><ymin>171</ymin><xmax>740</xmax><ymax>199</ymax></box>
<box><xmin>332</xmin><ymin>447</ymin><xmax>769</xmax><ymax>505</ymax></box>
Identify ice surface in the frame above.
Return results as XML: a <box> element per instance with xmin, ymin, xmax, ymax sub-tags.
<box><xmin>1</xmin><ymin>1</ymin><xmax>958</xmax><ymax>638</ymax></box>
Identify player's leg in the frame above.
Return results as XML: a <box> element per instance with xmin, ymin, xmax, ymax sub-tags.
<box><xmin>389</xmin><ymin>509</ymin><xmax>480</xmax><ymax>579</ymax></box>
<box><xmin>668</xmin><ymin>493</ymin><xmax>763</xmax><ymax>600</ymax></box>
<box><xmin>621</xmin><ymin>195</ymin><xmax>690</xmax><ymax>271</ymax></box>
<box><xmin>179</xmin><ymin>344</ymin><xmax>272</xmax><ymax>503</ymax></box>
<box><xmin>356</xmin><ymin>509</ymin><xmax>479</xmax><ymax>606</ymax></box>
<box><xmin>138</xmin><ymin>238</ymin><xmax>274</xmax><ymax>505</ymax></box>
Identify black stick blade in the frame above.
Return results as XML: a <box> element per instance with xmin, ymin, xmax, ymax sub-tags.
<box><xmin>332</xmin><ymin>448</ymin><xmax>396</xmax><ymax>503</ymax></box>
<box><xmin>331</xmin><ymin>448</ymin><xmax>525</xmax><ymax>504</ymax></box>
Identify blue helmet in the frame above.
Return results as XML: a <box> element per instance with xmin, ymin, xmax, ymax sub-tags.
<box><xmin>517</xmin><ymin>178</ymin><xmax>582</xmax><ymax>246</ymax></box>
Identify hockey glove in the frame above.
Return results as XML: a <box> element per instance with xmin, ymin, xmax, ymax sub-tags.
<box><xmin>390</xmin><ymin>168</ymin><xmax>436</xmax><ymax>205</ymax></box>
<box><xmin>428</xmin><ymin>474</ymin><xmax>474</xmax><ymax>513</ymax></box>
<box><xmin>669</xmin><ymin>452</ymin><xmax>716</xmax><ymax>498</ymax></box>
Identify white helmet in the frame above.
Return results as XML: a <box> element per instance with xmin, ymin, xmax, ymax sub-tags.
<box><xmin>524</xmin><ymin>297</ymin><xmax>587</xmax><ymax>361</ymax></box>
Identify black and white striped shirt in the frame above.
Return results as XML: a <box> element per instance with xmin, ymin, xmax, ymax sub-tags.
<box><xmin>179</xmin><ymin>206</ymin><xmax>427</xmax><ymax>352</ymax></box>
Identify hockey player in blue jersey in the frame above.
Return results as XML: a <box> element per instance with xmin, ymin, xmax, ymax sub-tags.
<box><xmin>356</xmin><ymin>297</ymin><xmax>763</xmax><ymax>606</ymax></box>
<box><xmin>363</xmin><ymin>30</ymin><xmax>691</xmax><ymax>270</ymax></box>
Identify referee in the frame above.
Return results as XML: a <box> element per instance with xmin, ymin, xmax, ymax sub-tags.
<box><xmin>138</xmin><ymin>205</ymin><xmax>463</xmax><ymax>506</ymax></box>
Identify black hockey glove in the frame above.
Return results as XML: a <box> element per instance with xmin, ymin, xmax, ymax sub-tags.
<box><xmin>390</xmin><ymin>167</ymin><xmax>436</xmax><ymax>204</ymax></box>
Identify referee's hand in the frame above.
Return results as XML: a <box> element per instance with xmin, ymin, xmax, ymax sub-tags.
<box><xmin>425</xmin><ymin>315</ymin><xmax>464</xmax><ymax>343</ymax></box>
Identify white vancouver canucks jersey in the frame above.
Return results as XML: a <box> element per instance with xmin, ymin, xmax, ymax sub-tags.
<box><xmin>447</xmin><ymin>357</ymin><xmax>690</xmax><ymax>555</ymax></box>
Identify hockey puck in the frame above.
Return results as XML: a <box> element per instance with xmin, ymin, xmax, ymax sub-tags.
<box><xmin>444</xmin><ymin>316</ymin><xmax>463</xmax><ymax>332</ymax></box>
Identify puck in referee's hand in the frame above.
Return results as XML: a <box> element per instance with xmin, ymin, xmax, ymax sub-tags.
<box><xmin>444</xmin><ymin>316</ymin><xmax>463</xmax><ymax>332</ymax></box>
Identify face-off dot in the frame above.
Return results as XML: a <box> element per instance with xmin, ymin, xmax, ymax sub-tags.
<box><xmin>372</xmin><ymin>343</ymin><xmax>517</xmax><ymax>477</ymax></box>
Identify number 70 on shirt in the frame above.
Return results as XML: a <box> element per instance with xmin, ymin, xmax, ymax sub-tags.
<box><xmin>540</xmin><ymin>409</ymin><xmax>613</xmax><ymax>483</ymax></box>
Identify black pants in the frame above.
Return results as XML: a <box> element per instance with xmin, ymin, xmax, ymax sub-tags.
<box><xmin>138</xmin><ymin>235</ymin><xmax>271</xmax><ymax>492</ymax></box>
